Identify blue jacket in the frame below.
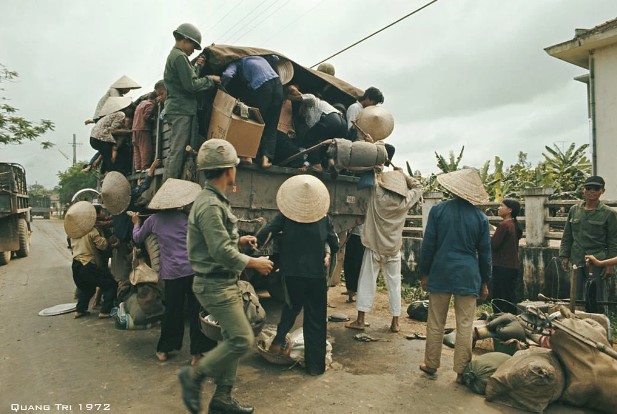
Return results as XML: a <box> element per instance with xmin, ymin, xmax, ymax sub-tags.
<box><xmin>420</xmin><ymin>198</ymin><xmax>492</xmax><ymax>296</ymax></box>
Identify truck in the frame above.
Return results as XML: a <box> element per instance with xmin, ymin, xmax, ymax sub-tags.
<box><xmin>0</xmin><ymin>162</ymin><xmax>31</xmax><ymax>265</ymax></box>
<box><xmin>30</xmin><ymin>194</ymin><xmax>51</xmax><ymax>219</ymax></box>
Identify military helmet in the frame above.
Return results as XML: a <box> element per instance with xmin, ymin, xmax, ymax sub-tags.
<box><xmin>173</xmin><ymin>23</ymin><xmax>202</xmax><ymax>50</ymax></box>
<box><xmin>197</xmin><ymin>139</ymin><xmax>239</xmax><ymax>171</ymax></box>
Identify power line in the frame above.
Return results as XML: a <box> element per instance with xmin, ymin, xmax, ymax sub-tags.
<box><xmin>223</xmin><ymin>0</ymin><xmax>283</xmax><ymax>44</ymax></box>
<box><xmin>207</xmin><ymin>0</ymin><xmax>245</xmax><ymax>33</ymax></box>
<box><xmin>311</xmin><ymin>0</ymin><xmax>439</xmax><ymax>68</ymax></box>
<box><xmin>228</xmin><ymin>0</ymin><xmax>291</xmax><ymax>44</ymax></box>
<box><xmin>262</xmin><ymin>0</ymin><xmax>326</xmax><ymax>44</ymax></box>
<box><xmin>216</xmin><ymin>0</ymin><xmax>271</xmax><ymax>42</ymax></box>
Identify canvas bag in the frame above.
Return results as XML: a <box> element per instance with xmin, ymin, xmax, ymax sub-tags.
<box><xmin>129</xmin><ymin>247</ymin><xmax>159</xmax><ymax>285</ymax></box>
<box><xmin>550</xmin><ymin>317</ymin><xmax>617</xmax><ymax>412</ymax></box>
<box><xmin>238</xmin><ymin>280</ymin><xmax>266</xmax><ymax>331</ymax></box>
<box><xmin>462</xmin><ymin>352</ymin><xmax>511</xmax><ymax>395</ymax></box>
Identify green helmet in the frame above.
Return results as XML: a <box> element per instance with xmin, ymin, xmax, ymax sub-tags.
<box><xmin>173</xmin><ymin>23</ymin><xmax>202</xmax><ymax>50</ymax></box>
<box><xmin>197</xmin><ymin>139</ymin><xmax>239</xmax><ymax>171</ymax></box>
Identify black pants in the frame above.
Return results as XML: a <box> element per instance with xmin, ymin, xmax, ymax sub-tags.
<box><xmin>246</xmin><ymin>78</ymin><xmax>284</xmax><ymax>160</ymax></box>
<box><xmin>274</xmin><ymin>276</ymin><xmax>327</xmax><ymax>375</ymax></box>
<box><xmin>157</xmin><ymin>276</ymin><xmax>217</xmax><ymax>355</ymax></box>
<box><xmin>272</xmin><ymin>131</ymin><xmax>302</xmax><ymax>167</ymax></box>
<box><xmin>90</xmin><ymin>137</ymin><xmax>114</xmax><ymax>174</ymax></box>
<box><xmin>299</xmin><ymin>112</ymin><xmax>347</xmax><ymax>164</ymax></box>
<box><xmin>72</xmin><ymin>260</ymin><xmax>117</xmax><ymax>313</ymax></box>
<box><xmin>343</xmin><ymin>234</ymin><xmax>364</xmax><ymax>293</ymax></box>
<box><xmin>491</xmin><ymin>266</ymin><xmax>518</xmax><ymax>314</ymax></box>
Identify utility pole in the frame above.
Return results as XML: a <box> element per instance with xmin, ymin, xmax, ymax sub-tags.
<box><xmin>68</xmin><ymin>133</ymin><xmax>82</xmax><ymax>166</ymax></box>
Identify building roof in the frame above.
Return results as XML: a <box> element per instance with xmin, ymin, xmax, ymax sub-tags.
<box><xmin>545</xmin><ymin>17</ymin><xmax>617</xmax><ymax>68</ymax></box>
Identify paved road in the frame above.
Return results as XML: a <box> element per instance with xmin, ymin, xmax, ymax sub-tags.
<box><xmin>0</xmin><ymin>220</ymin><xmax>594</xmax><ymax>414</ymax></box>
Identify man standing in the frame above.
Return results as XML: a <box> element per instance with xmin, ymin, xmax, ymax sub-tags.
<box><xmin>560</xmin><ymin>176</ymin><xmax>617</xmax><ymax>314</ymax></box>
<box><xmin>163</xmin><ymin>23</ymin><xmax>220</xmax><ymax>182</ymax></box>
<box><xmin>346</xmin><ymin>168</ymin><xmax>423</xmax><ymax>333</ymax></box>
<box><xmin>178</xmin><ymin>139</ymin><xmax>273</xmax><ymax>414</ymax></box>
<box><xmin>419</xmin><ymin>169</ymin><xmax>491</xmax><ymax>384</ymax></box>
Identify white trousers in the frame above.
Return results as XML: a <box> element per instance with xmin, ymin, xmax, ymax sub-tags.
<box><xmin>356</xmin><ymin>248</ymin><xmax>401</xmax><ymax>316</ymax></box>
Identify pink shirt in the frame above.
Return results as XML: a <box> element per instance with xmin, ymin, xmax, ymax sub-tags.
<box><xmin>132</xmin><ymin>100</ymin><xmax>155</xmax><ymax>131</ymax></box>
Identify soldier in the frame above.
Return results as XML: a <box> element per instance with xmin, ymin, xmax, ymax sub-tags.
<box><xmin>178</xmin><ymin>139</ymin><xmax>273</xmax><ymax>414</ymax></box>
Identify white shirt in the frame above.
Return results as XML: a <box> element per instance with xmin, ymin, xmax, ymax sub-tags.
<box><xmin>346</xmin><ymin>101</ymin><xmax>363</xmax><ymax>130</ymax></box>
<box><xmin>300</xmin><ymin>93</ymin><xmax>339</xmax><ymax>128</ymax></box>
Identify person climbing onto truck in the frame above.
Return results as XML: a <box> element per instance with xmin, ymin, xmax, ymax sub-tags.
<box><xmin>221</xmin><ymin>55</ymin><xmax>284</xmax><ymax>168</ymax></box>
<box><xmin>179</xmin><ymin>139</ymin><xmax>273</xmax><ymax>414</ymax></box>
<box><xmin>132</xmin><ymin>91</ymin><xmax>157</xmax><ymax>171</ymax></box>
<box><xmin>256</xmin><ymin>174</ymin><xmax>339</xmax><ymax>376</ymax></box>
<box><xmin>162</xmin><ymin>23</ymin><xmax>220</xmax><ymax>183</ymax></box>
<box><xmin>84</xmin><ymin>75</ymin><xmax>141</xmax><ymax>125</ymax></box>
<box><xmin>346</xmin><ymin>87</ymin><xmax>384</xmax><ymax>140</ymax></box>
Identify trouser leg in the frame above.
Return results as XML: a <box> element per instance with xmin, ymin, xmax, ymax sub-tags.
<box><xmin>273</xmin><ymin>276</ymin><xmax>304</xmax><ymax>344</ymax></box>
<box><xmin>356</xmin><ymin>249</ymin><xmax>380</xmax><ymax>313</ymax></box>
<box><xmin>162</xmin><ymin>114</ymin><xmax>193</xmax><ymax>182</ymax></box>
<box><xmin>452</xmin><ymin>294</ymin><xmax>476</xmax><ymax>374</ymax></box>
<box><xmin>185</xmin><ymin>276</ymin><xmax>217</xmax><ymax>355</ymax></box>
<box><xmin>158</xmin><ymin>278</ymin><xmax>186</xmax><ymax>353</ymax></box>
<box><xmin>302</xmin><ymin>277</ymin><xmax>328</xmax><ymax>375</ymax></box>
<box><xmin>193</xmin><ymin>277</ymin><xmax>254</xmax><ymax>386</ymax></box>
<box><xmin>424</xmin><ymin>292</ymin><xmax>451</xmax><ymax>370</ymax></box>
<box><xmin>72</xmin><ymin>260</ymin><xmax>96</xmax><ymax>313</ymax></box>
<box><xmin>132</xmin><ymin>131</ymin><xmax>141</xmax><ymax>170</ymax></box>
<box><xmin>343</xmin><ymin>234</ymin><xmax>364</xmax><ymax>293</ymax></box>
<box><xmin>383</xmin><ymin>251</ymin><xmax>402</xmax><ymax>316</ymax></box>
<box><xmin>90</xmin><ymin>137</ymin><xmax>114</xmax><ymax>174</ymax></box>
<box><xmin>97</xmin><ymin>271</ymin><xmax>117</xmax><ymax>314</ymax></box>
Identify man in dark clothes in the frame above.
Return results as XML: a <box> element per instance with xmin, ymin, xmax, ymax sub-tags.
<box><xmin>256</xmin><ymin>174</ymin><xmax>339</xmax><ymax>375</ymax></box>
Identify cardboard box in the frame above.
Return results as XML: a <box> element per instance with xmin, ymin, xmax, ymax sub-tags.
<box><xmin>207</xmin><ymin>89</ymin><xmax>264</xmax><ymax>158</ymax></box>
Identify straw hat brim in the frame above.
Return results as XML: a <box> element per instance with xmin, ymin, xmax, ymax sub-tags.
<box><xmin>148</xmin><ymin>178</ymin><xmax>202</xmax><ymax>210</ymax></box>
<box><xmin>356</xmin><ymin>106</ymin><xmax>395</xmax><ymax>141</ymax></box>
<box><xmin>98</xmin><ymin>96</ymin><xmax>132</xmax><ymax>117</ymax></box>
<box><xmin>110</xmin><ymin>75</ymin><xmax>141</xmax><ymax>90</ymax></box>
<box><xmin>274</xmin><ymin>59</ymin><xmax>294</xmax><ymax>85</ymax></box>
<box><xmin>276</xmin><ymin>175</ymin><xmax>330</xmax><ymax>223</ymax></box>
<box><xmin>101</xmin><ymin>171</ymin><xmax>131</xmax><ymax>215</ymax></box>
<box><xmin>64</xmin><ymin>201</ymin><xmax>97</xmax><ymax>239</ymax></box>
<box><xmin>377</xmin><ymin>171</ymin><xmax>408</xmax><ymax>197</ymax></box>
<box><xmin>436</xmin><ymin>169</ymin><xmax>490</xmax><ymax>205</ymax></box>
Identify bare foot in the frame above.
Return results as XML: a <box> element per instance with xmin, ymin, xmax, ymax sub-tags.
<box><xmin>190</xmin><ymin>354</ymin><xmax>202</xmax><ymax>366</ymax></box>
<box><xmin>310</xmin><ymin>164</ymin><xmax>323</xmax><ymax>172</ymax></box>
<box><xmin>299</xmin><ymin>165</ymin><xmax>308</xmax><ymax>172</ymax></box>
<box><xmin>261</xmin><ymin>155</ymin><xmax>272</xmax><ymax>168</ymax></box>
<box><xmin>390</xmin><ymin>317</ymin><xmax>400</xmax><ymax>333</ymax></box>
<box><xmin>240</xmin><ymin>157</ymin><xmax>253</xmax><ymax>165</ymax></box>
<box><xmin>345</xmin><ymin>320</ymin><xmax>365</xmax><ymax>331</ymax></box>
<box><xmin>155</xmin><ymin>351</ymin><xmax>168</xmax><ymax>362</ymax></box>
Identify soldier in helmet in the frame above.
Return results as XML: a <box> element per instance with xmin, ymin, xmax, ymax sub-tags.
<box><xmin>163</xmin><ymin>23</ymin><xmax>220</xmax><ymax>183</ymax></box>
<box><xmin>178</xmin><ymin>139</ymin><xmax>273</xmax><ymax>414</ymax></box>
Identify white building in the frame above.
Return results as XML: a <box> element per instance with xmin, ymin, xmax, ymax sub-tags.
<box><xmin>546</xmin><ymin>18</ymin><xmax>617</xmax><ymax>199</ymax></box>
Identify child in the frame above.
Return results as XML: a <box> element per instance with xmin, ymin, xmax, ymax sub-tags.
<box><xmin>132</xmin><ymin>92</ymin><xmax>157</xmax><ymax>171</ymax></box>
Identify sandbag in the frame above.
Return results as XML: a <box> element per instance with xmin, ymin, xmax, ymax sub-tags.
<box><xmin>407</xmin><ymin>300</ymin><xmax>429</xmax><ymax>322</ymax></box>
<box><xmin>485</xmin><ymin>348</ymin><xmax>565</xmax><ymax>413</ymax></box>
<box><xmin>462</xmin><ymin>352</ymin><xmax>511</xmax><ymax>395</ymax></box>
<box><xmin>550</xmin><ymin>316</ymin><xmax>617</xmax><ymax>413</ymax></box>
<box><xmin>329</xmin><ymin>139</ymin><xmax>387</xmax><ymax>171</ymax></box>
<box><xmin>487</xmin><ymin>313</ymin><xmax>526</xmax><ymax>341</ymax></box>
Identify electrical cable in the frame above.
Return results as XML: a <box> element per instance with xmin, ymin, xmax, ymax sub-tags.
<box><xmin>262</xmin><ymin>0</ymin><xmax>326</xmax><ymax>44</ymax></box>
<box><xmin>216</xmin><ymin>0</ymin><xmax>271</xmax><ymax>42</ymax></box>
<box><xmin>229</xmin><ymin>0</ymin><xmax>291</xmax><ymax>44</ymax></box>
<box><xmin>311</xmin><ymin>0</ymin><xmax>439</xmax><ymax>68</ymax></box>
<box><xmin>207</xmin><ymin>0</ymin><xmax>245</xmax><ymax>33</ymax></box>
<box><xmin>224</xmin><ymin>0</ymin><xmax>286</xmax><ymax>44</ymax></box>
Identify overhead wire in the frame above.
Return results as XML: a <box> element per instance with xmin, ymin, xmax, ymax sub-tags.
<box><xmin>207</xmin><ymin>0</ymin><xmax>245</xmax><ymax>34</ymax></box>
<box><xmin>224</xmin><ymin>0</ymin><xmax>286</xmax><ymax>44</ymax></box>
<box><xmin>216</xmin><ymin>0</ymin><xmax>271</xmax><ymax>43</ymax></box>
<box><xmin>261</xmin><ymin>0</ymin><xmax>326</xmax><ymax>44</ymax></box>
<box><xmin>310</xmin><ymin>0</ymin><xmax>439</xmax><ymax>68</ymax></box>
<box><xmin>228</xmin><ymin>0</ymin><xmax>291</xmax><ymax>45</ymax></box>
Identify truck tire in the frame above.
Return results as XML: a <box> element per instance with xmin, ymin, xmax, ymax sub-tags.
<box><xmin>0</xmin><ymin>251</ymin><xmax>10</xmax><ymax>266</ymax></box>
<box><xmin>16</xmin><ymin>218</ymin><xmax>30</xmax><ymax>257</ymax></box>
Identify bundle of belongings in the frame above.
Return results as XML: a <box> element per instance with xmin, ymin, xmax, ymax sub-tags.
<box><xmin>461</xmin><ymin>305</ymin><xmax>617</xmax><ymax>413</ymax></box>
<box><xmin>256</xmin><ymin>327</ymin><xmax>333</xmax><ymax>369</ymax></box>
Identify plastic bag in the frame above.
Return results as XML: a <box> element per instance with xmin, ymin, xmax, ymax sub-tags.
<box><xmin>407</xmin><ymin>300</ymin><xmax>429</xmax><ymax>322</ymax></box>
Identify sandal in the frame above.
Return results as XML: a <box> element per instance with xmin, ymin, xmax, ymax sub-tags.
<box><xmin>345</xmin><ymin>321</ymin><xmax>365</xmax><ymax>331</ymax></box>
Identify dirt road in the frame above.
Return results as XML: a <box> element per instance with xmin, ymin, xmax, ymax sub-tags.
<box><xmin>0</xmin><ymin>220</ymin><xmax>593</xmax><ymax>413</ymax></box>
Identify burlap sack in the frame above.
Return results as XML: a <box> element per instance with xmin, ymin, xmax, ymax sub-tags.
<box><xmin>550</xmin><ymin>317</ymin><xmax>617</xmax><ymax>412</ymax></box>
<box><xmin>485</xmin><ymin>348</ymin><xmax>565</xmax><ymax>413</ymax></box>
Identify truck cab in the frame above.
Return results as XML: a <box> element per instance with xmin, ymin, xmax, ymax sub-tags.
<box><xmin>0</xmin><ymin>162</ymin><xmax>31</xmax><ymax>265</ymax></box>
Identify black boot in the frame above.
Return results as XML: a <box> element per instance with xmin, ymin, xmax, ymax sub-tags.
<box><xmin>208</xmin><ymin>385</ymin><xmax>254</xmax><ymax>414</ymax></box>
<box><xmin>178</xmin><ymin>367</ymin><xmax>202</xmax><ymax>414</ymax></box>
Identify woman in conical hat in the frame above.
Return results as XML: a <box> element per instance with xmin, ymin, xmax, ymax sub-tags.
<box><xmin>256</xmin><ymin>174</ymin><xmax>339</xmax><ymax>375</ymax></box>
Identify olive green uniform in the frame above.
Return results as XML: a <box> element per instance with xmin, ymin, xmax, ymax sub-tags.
<box><xmin>187</xmin><ymin>183</ymin><xmax>253</xmax><ymax>386</ymax></box>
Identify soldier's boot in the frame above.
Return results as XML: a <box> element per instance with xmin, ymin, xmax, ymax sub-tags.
<box><xmin>208</xmin><ymin>385</ymin><xmax>254</xmax><ymax>414</ymax></box>
<box><xmin>178</xmin><ymin>367</ymin><xmax>204</xmax><ymax>414</ymax></box>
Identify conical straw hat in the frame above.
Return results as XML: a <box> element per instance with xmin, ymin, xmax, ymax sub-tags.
<box><xmin>110</xmin><ymin>75</ymin><xmax>141</xmax><ymax>90</ymax></box>
<box><xmin>377</xmin><ymin>171</ymin><xmax>408</xmax><ymax>197</ymax></box>
<box><xmin>276</xmin><ymin>175</ymin><xmax>330</xmax><ymax>223</ymax></box>
<box><xmin>148</xmin><ymin>178</ymin><xmax>202</xmax><ymax>210</ymax></box>
<box><xmin>101</xmin><ymin>171</ymin><xmax>131</xmax><ymax>215</ymax></box>
<box><xmin>355</xmin><ymin>106</ymin><xmax>394</xmax><ymax>141</ymax></box>
<box><xmin>274</xmin><ymin>58</ymin><xmax>294</xmax><ymax>85</ymax></box>
<box><xmin>64</xmin><ymin>201</ymin><xmax>97</xmax><ymax>239</ymax></box>
<box><xmin>436</xmin><ymin>169</ymin><xmax>489</xmax><ymax>205</ymax></box>
<box><xmin>98</xmin><ymin>96</ymin><xmax>132</xmax><ymax>117</ymax></box>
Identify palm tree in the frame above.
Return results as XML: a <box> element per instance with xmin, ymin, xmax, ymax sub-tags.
<box><xmin>542</xmin><ymin>143</ymin><xmax>591</xmax><ymax>199</ymax></box>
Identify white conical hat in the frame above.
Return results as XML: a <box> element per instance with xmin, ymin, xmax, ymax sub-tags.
<box><xmin>276</xmin><ymin>175</ymin><xmax>330</xmax><ymax>223</ymax></box>
<box><xmin>148</xmin><ymin>178</ymin><xmax>202</xmax><ymax>210</ymax></box>
<box><xmin>274</xmin><ymin>58</ymin><xmax>294</xmax><ymax>85</ymax></box>
<box><xmin>110</xmin><ymin>75</ymin><xmax>141</xmax><ymax>90</ymax></box>
<box><xmin>98</xmin><ymin>96</ymin><xmax>132</xmax><ymax>117</ymax></box>
<box><xmin>355</xmin><ymin>106</ymin><xmax>394</xmax><ymax>141</ymax></box>
<box><xmin>101</xmin><ymin>171</ymin><xmax>131</xmax><ymax>215</ymax></box>
<box><xmin>64</xmin><ymin>201</ymin><xmax>96</xmax><ymax>239</ymax></box>
<box><xmin>436</xmin><ymin>169</ymin><xmax>489</xmax><ymax>205</ymax></box>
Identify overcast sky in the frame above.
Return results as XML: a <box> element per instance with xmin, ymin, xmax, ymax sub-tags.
<box><xmin>1</xmin><ymin>0</ymin><xmax>616</xmax><ymax>188</ymax></box>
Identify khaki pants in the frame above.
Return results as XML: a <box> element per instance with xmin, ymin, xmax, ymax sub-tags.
<box><xmin>192</xmin><ymin>277</ymin><xmax>254</xmax><ymax>386</ymax></box>
<box><xmin>424</xmin><ymin>292</ymin><xmax>476</xmax><ymax>374</ymax></box>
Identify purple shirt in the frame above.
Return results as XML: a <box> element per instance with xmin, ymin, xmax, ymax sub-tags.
<box><xmin>221</xmin><ymin>55</ymin><xmax>279</xmax><ymax>90</ymax></box>
<box><xmin>133</xmin><ymin>210</ymin><xmax>193</xmax><ymax>280</ymax></box>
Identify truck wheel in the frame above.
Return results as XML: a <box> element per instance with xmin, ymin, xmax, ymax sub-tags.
<box><xmin>0</xmin><ymin>251</ymin><xmax>10</xmax><ymax>266</ymax></box>
<box><xmin>16</xmin><ymin>218</ymin><xmax>30</xmax><ymax>257</ymax></box>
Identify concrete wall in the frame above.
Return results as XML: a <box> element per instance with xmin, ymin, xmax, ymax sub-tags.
<box><xmin>594</xmin><ymin>43</ymin><xmax>617</xmax><ymax>199</ymax></box>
